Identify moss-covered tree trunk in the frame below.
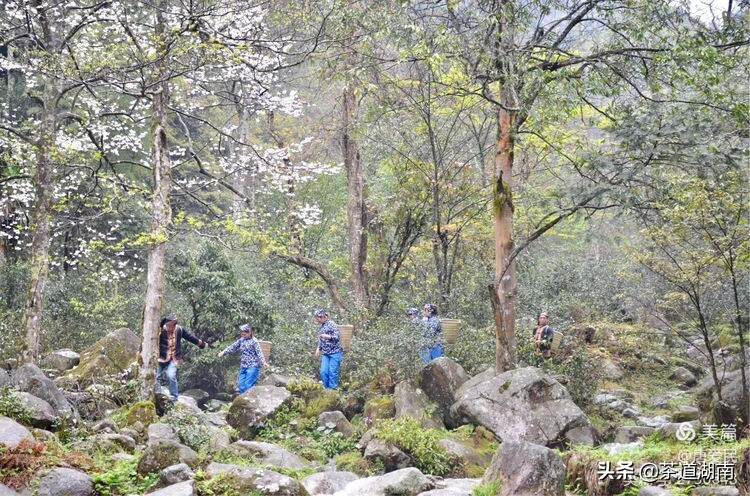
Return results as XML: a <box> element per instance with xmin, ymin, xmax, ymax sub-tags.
<box><xmin>138</xmin><ymin>10</ymin><xmax>173</xmax><ymax>400</ymax></box>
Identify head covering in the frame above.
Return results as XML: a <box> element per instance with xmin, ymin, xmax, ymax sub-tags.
<box><xmin>239</xmin><ymin>324</ymin><xmax>253</xmax><ymax>333</ymax></box>
<box><xmin>314</xmin><ymin>308</ymin><xmax>329</xmax><ymax>318</ymax></box>
<box><xmin>424</xmin><ymin>303</ymin><xmax>438</xmax><ymax>316</ymax></box>
<box><xmin>160</xmin><ymin>315</ymin><xmax>178</xmax><ymax>328</ymax></box>
<box><xmin>406</xmin><ymin>307</ymin><xmax>419</xmax><ymax>317</ymax></box>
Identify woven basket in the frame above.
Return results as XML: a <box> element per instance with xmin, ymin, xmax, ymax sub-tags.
<box><xmin>551</xmin><ymin>331</ymin><xmax>564</xmax><ymax>351</ymax></box>
<box><xmin>258</xmin><ymin>340</ymin><xmax>272</xmax><ymax>360</ymax></box>
<box><xmin>440</xmin><ymin>319</ymin><xmax>462</xmax><ymax>344</ymax></box>
<box><xmin>339</xmin><ymin>325</ymin><xmax>353</xmax><ymax>351</ymax></box>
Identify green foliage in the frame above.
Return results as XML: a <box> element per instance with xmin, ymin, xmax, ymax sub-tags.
<box><xmin>334</xmin><ymin>451</ymin><xmax>381</xmax><ymax>476</ymax></box>
<box><xmin>194</xmin><ymin>471</ymin><xmax>263</xmax><ymax>496</ymax></box>
<box><xmin>363</xmin><ymin>395</ymin><xmax>395</xmax><ymax>424</ymax></box>
<box><xmin>286</xmin><ymin>377</ymin><xmax>323</xmax><ymax>396</ymax></box>
<box><xmin>301</xmin><ymin>390</ymin><xmax>341</xmax><ymax>419</ymax></box>
<box><xmin>91</xmin><ymin>458</ymin><xmax>158</xmax><ymax>496</ymax></box>
<box><xmin>471</xmin><ymin>481</ymin><xmax>501</xmax><ymax>496</ymax></box>
<box><xmin>0</xmin><ymin>388</ymin><xmax>33</xmax><ymax>425</ymax></box>
<box><xmin>372</xmin><ymin>417</ymin><xmax>456</xmax><ymax>476</ymax></box>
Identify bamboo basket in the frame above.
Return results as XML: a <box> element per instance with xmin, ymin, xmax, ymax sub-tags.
<box><xmin>258</xmin><ymin>340</ymin><xmax>272</xmax><ymax>360</ymax></box>
<box><xmin>339</xmin><ymin>324</ymin><xmax>354</xmax><ymax>351</ymax></box>
<box><xmin>440</xmin><ymin>319</ymin><xmax>462</xmax><ymax>344</ymax></box>
<box><xmin>551</xmin><ymin>331</ymin><xmax>564</xmax><ymax>352</ymax></box>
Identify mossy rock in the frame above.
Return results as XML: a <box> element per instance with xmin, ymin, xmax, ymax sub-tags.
<box><xmin>286</xmin><ymin>378</ymin><xmax>324</xmax><ymax>399</ymax></box>
<box><xmin>301</xmin><ymin>390</ymin><xmax>342</xmax><ymax>420</ymax></box>
<box><xmin>57</xmin><ymin>328</ymin><xmax>140</xmax><ymax>388</ymax></box>
<box><xmin>363</xmin><ymin>395</ymin><xmax>395</xmax><ymax>422</ymax></box>
<box><xmin>124</xmin><ymin>401</ymin><xmax>157</xmax><ymax>427</ymax></box>
<box><xmin>334</xmin><ymin>451</ymin><xmax>380</xmax><ymax>476</ymax></box>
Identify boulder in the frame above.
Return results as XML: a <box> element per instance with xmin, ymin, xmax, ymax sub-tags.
<box><xmin>227</xmin><ymin>386</ymin><xmax>292</xmax><ymax>439</ymax></box>
<box><xmin>363</xmin><ymin>439</ymin><xmax>412</xmax><ymax>472</ymax></box>
<box><xmin>672</xmin><ymin>405</ymin><xmax>701</xmax><ymax>422</ymax></box>
<box><xmin>180</xmin><ymin>389</ymin><xmax>209</xmax><ymax>408</ymax></box>
<box><xmin>205</xmin><ymin>462</ymin><xmax>309</xmax><ymax>496</ymax></box>
<box><xmin>564</xmin><ymin>426</ymin><xmax>596</xmax><ymax>447</ymax></box>
<box><xmin>92</xmin><ymin>419</ymin><xmax>118</xmax><ymax>433</ymax></box>
<box><xmin>671</xmin><ymin>367</ymin><xmax>697</xmax><ymax>388</ymax></box>
<box><xmin>260</xmin><ymin>373</ymin><xmax>291</xmax><ymax>388</ymax></box>
<box><xmin>450</xmin><ymin>367</ymin><xmax>592</xmax><ymax>447</ymax></box>
<box><xmin>205</xmin><ymin>399</ymin><xmax>227</xmax><ymax>412</ymax></box>
<box><xmin>342</xmin><ymin>395</ymin><xmax>365</xmax><ymax>420</ymax></box>
<box><xmin>691</xmin><ymin>488</ymin><xmax>739</xmax><ymax>496</ymax></box>
<box><xmin>657</xmin><ymin>420</ymin><xmax>701</xmax><ymax>442</ymax></box>
<box><xmin>148</xmin><ymin>423</ymin><xmax>180</xmax><ymax>444</ymax></box>
<box><xmin>639</xmin><ymin>487</ymin><xmax>671</xmax><ymax>496</ymax></box>
<box><xmin>225</xmin><ymin>440</ymin><xmax>312</xmax><ymax>470</ymax></box>
<box><xmin>41</xmin><ymin>349</ymin><xmax>80</xmax><ymax>372</ymax></box>
<box><xmin>137</xmin><ymin>439</ymin><xmax>199</xmax><ymax>475</ymax></box>
<box><xmin>37</xmin><ymin>468</ymin><xmax>93</xmax><ymax>496</ymax></box>
<box><xmin>75</xmin><ymin>433</ymin><xmax>136</xmax><ymax>454</ymax></box>
<box><xmin>175</xmin><ymin>395</ymin><xmax>202</xmax><ymax>414</ymax></box>
<box><xmin>0</xmin><ymin>416</ymin><xmax>34</xmax><ymax>449</ymax></box>
<box><xmin>145</xmin><ymin>480</ymin><xmax>195</xmax><ymax>496</ymax></box>
<box><xmin>483</xmin><ymin>440</ymin><xmax>565</xmax><ymax>496</ymax></box>
<box><xmin>363</xmin><ymin>396</ymin><xmax>395</xmax><ymax>422</ymax></box>
<box><xmin>318</xmin><ymin>411</ymin><xmax>356</xmax><ymax>437</ymax></box>
<box><xmin>600</xmin><ymin>441</ymin><xmax>643</xmax><ymax>456</ymax></box>
<box><xmin>613</xmin><ymin>426</ymin><xmax>655</xmax><ymax>443</ymax></box>
<box><xmin>10</xmin><ymin>363</ymin><xmax>76</xmax><ymax>419</ymax></box>
<box><xmin>420</xmin><ymin>358</ymin><xmax>469</xmax><ymax>425</ymax></box>
<box><xmin>56</xmin><ymin>328</ymin><xmax>139</xmax><ymax>388</ymax></box>
<box><xmin>14</xmin><ymin>392</ymin><xmax>57</xmax><ymax>429</ymax></box>
<box><xmin>159</xmin><ymin>463</ymin><xmax>195</xmax><ymax>487</ymax></box>
<box><xmin>600</xmin><ymin>358</ymin><xmax>624</xmax><ymax>381</ymax></box>
<box><xmin>206</xmin><ymin>425</ymin><xmax>231</xmax><ymax>453</ymax></box>
<box><xmin>302</xmin><ymin>471</ymin><xmax>359</xmax><ymax>495</ymax></box>
<box><xmin>417</xmin><ymin>479</ymin><xmax>480</xmax><ymax>496</ymax></box>
<box><xmin>332</xmin><ymin>467</ymin><xmax>433</xmax><ymax>496</ymax></box>
<box><xmin>438</xmin><ymin>439</ymin><xmax>492</xmax><ymax>475</ymax></box>
<box><xmin>394</xmin><ymin>381</ymin><xmax>443</xmax><ymax>430</ymax></box>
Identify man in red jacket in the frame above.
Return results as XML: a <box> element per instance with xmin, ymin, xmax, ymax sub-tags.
<box><xmin>157</xmin><ymin>315</ymin><xmax>207</xmax><ymax>401</ymax></box>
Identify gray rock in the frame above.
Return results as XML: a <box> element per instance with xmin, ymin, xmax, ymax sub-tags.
<box><xmin>110</xmin><ymin>453</ymin><xmax>136</xmax><ymax>463</ymax></box>
<box><xmin>14</xmin><ymin>391</ymin><xmax>57</xmax><ymax>429</ymax></box>
<box><xmin>450</xmin><ymin>367</ymin><xmax>592</xmax><ymax>447</ymax></box>
<box><xmin>394</xmin><ymin>381</ymin><xmax>444</xmax><ymax>430</ymax></box>
<box><xmin>614</xmin><ymin>426</ymin><xmax>655</xmax><ymax>443</ymax></box>
<box><xmin>0</xmin><ymin>484</ymin><xmax>18</xmax><ymax>496</ymax></box>
<box><xmin>41</xmin><ymin>349</ymin><xmax>80</xmax><ymax>372</ymax></box>
<box><xmin>672</xmin><ymin>405</ymin><xmax>701</xmax><ymax>422</ymax></box>
<box><xmin>636</xmin><ymin>415</ymin><xmax>670</xmax><ymax>428</ymax></box>
<box><xmin>137</xmin><ymin>439</ymin><xmax>199</xmax><ymax>475</ymax></box>
<box><xmin>56</xmin><ymin>328</ymin><xmax>140</xmax><ymax>389</ymax></box>
<box><xmin>145</xmin><ymin>480</ymin><xmax>195</xmax><ymax>496</ymax></box>
<box><xmin>159</xmin><ymin>463</ymin><xmax>195</xmax><ymax>487</ymax></box>
<box><xmin>205</xmin><ymin>462</ymin><xmax>308</xmax><ymax>495</ymax></box>
<box><xmin>671</xmin><ymin>366</ymin><xmax>697</xmax><ymax>388</ymax></box>
<box><xmin>418</xmin><ymin>479</ymin><xmax>480</xmax><ymax>496</ymax></box>
<box><xmin>318</xmin><ymin>411</ymin><xmax>356</xmax><ymax>437</ymax></box>
<box><xmin>0</xmin><ymin>369</ymin><xmax>9</xmax><ymax>388</ymax></box>
<box><xmin>691</xmin><ymin>487</ymin><xmax>739</xmax><ymax>496</ymax></box>
<box><xmin>420</xmin><ymin>358</ymin><xmax>470</xmax><ymax>426</ymax></box>
<box><xmin>180</xmin><ymin>389</ymin><xmax>209</xmax><ymax>408</ymax></box>
<box><xmin>37</xmin><ymin>468</ymin><xmax>93</xmax><ymax>496</ymax></box>
<box><xmin>564</xmin><ymin>426</ymin><xmax>596</xmax><ymax>447</ymax></box>
<box><xmin>226</xmin><ymin>385</ymin><xmax>292</xmax><ymax>439</ymax></box>
<box><xmin>148</xmin><ymin>423</ymin><xmax>180</xmax><ymax>444</ymax></box>
<box><xmin>332</xmin><ymin>467</ymin><xmax>433</xmax><ymax>496</ymax></box>
<box><xmin>483</xmin><ymin>441</ymin><xmax>565</xmax><ymax>496</ymax></box>
<box><xmin>260</xmin><ymin>373</ymin><xmax>291</xmax><ymax>387</ymax></box>
<box><xmin>639</xmin><ymin>487</ymin><xmax>671</xmax><ymax>496</ymax></box>
<box><xmin>600</xmin><ymin>358</ymin><xmax>624</xmax><ymax>380</ymax></box>
<box><xmin>205</xmin><ymin>399</ymin><xmax>227</xmax><ymax>412</ymax></box>
<box><xmin>92</xmin><ymin>419</ymin><xmax>118</xmax><ymax>433</ymax></box>
<box><xmin>302</xmin><ymin>471</ymin><xmax>359</xmax><ymax>495</ymax></box>
<box><xmin>438</xmin><ymin>439</ymin><xmax>492</xmax><ymax>471</ymax></box>
<box><xmin>206</xmin><ymin>425</ymin><xmax>231</xmax><ymax>453</ymax></box>
<box><xmin>10</xmin><ymin>363</ymin><xmax>76</xmax><ymax>419</ymax></box>
<box><xmin>175</xmin><ymin>395</ymin><xmax>202</xmax><ymax>414</ymax></box>
<box><xmin>225</xmin><ymin>440</ymin><xmax>312</xmax><ymax>469</ymax></box>
<box><xmin>363</xmin><ymin>439</ymin><xmax>412</xmax><ymax>472</ymax></box>
<box><xmin>657</xmin><ymin>420</ymin><xmax>702</xmax><ymax>442</ymax></box>
<box><xmin>0</xmin><ymin>416</ymin><xmax>34</xmax><ymax>449</ymax></box>
<box><xmin>600</xmin><ymin>441</ymin><xmax>643</xmax><ymax>456</ymax></box>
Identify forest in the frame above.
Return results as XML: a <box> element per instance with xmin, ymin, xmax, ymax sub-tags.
<box><xmin>0</xmin><ymin>0</ymin><xmax>748</xmax><ymax>495</ymax></box>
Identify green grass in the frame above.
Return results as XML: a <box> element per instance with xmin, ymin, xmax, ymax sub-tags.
<box><xmin>372</xmin><ymin>417</ymin><xmax>456</xmax><ymax>476</ymax></box>
<box><xmin>471</xmin><ymin>481</ymin><xmax>500</xmax><ymax>496</ymax></box>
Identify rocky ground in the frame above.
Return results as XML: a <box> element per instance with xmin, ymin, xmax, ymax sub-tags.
<box><xmin>0</xmin><ymin>324</ymin><xmax>748</xmax><ymax>496</ymax></box>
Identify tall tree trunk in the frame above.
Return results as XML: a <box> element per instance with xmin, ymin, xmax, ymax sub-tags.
<box><xmin>492</xmin><ymin>100</ymin><xmax>518</xmax><ymax>373</ymax></box>
<box><xmin>21</xmin><ymin>104</ymin><xmax>55</xmax><ymax>363</ymax></box>
<box><xmin>138</xmin><ymin>15</ymin><xmax>173</xmax><ymax>400</ymax></box>
<box><xmin>343</xmin><ymin>84</ymin><xmax>368</xmax><ymax>312</ymax></box>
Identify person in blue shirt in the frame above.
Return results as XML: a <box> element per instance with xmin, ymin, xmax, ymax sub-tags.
<box><xmin>314</xmin><ymin>308</ymin><xmax>343</xmax><ymax>390</ymax></box>
<box><xmin>218</xmin><ymin>324</ymin><xmax>269</xmax><ymax>394</ymax></box>
<box><xmin>420</xmin><ymin>303</ymin><xmax>444</xmax><ymax>364</ymax></box>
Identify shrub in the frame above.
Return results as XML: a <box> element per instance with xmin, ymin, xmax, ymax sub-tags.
<box><xmin>92</xmin><ymin>458</ymin><xmax>159</xmax><ymax>496</ymax></box>
<box><xmin>363</xmin><ymin>395</ymin><xmax>395</xmax><ymax>424</ymax></box>
<box><xmin>0</xmin><ymin>439</ymin><xmax>49</xmax><ymax>489</ymax></box>
<box><xmin>124</xmin><ymin>401</ymin><xmax>157</xmax><ymax>426</ymax></box>
<box><xmin>0</xmin><ymin>388</ymin><xmax>33</xmax><ymax>426</ymax></box>
<box><xmin>301</xmin><ymin>390</ymin><xmax>341</xmax><ymax>419</ymax></box>
<box><xmin>471</xmin><ymin>481</ymin><xmax>501</xmax><ymax>496</ymax></box>
<box><xmin>334</xmin><ymin>451</ymin><xmax>381</xmax><ymax>476</ymax></box>
<box><xmin>195</xmin><ymin>471</ymin><xmax>264</xmax><ymax>496</ymax></box>
<box><xmin>372</xmin><ymin>417</ymin><xmax>456</xmax><ymax>476</ymax></box>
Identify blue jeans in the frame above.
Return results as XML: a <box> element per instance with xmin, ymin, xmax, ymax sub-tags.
<box><xmin>156</xmin><ymin>361</ymin><xmax>179</xmax><ymax>400</ymax></box>
<box><xmin>320</xmin><ymin>352</ymin><xmax>343</xmax><ymax>389</ymax></box>
<box><xmin>419</xmin><ymin>344</ymin><xmax>444</xmax><ymax>364</ymax></box>
<box><xmin>237</xmin><ymin>367</ymin><xmax>260</xmax><ymax>394</ymax></box>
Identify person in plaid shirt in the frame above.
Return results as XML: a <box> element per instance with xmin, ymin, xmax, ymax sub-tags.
<box><xmin>218</xmin><ymin>324</ymin><xmax>269</xmax><ymax>394</ymax></box>
<box><xmin>314</xmin><ymin>309</ymin><xmax>343</xmax><ymax>389</ymax></box>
